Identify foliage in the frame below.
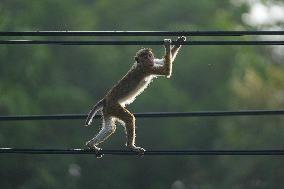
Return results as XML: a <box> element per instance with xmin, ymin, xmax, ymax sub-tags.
<box><xmin>0</xmin><ymin>0</ymin><xmax>284</xmax><ymax>188</ymax></box>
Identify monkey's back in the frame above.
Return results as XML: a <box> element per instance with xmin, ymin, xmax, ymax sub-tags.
<box><xmin>105</xmin><ymin>63</ymin><xmax>153</xmax><ymax>106</ymax></box>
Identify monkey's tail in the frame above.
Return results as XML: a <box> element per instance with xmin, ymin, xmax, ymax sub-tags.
<box><xmin>84</xmin><ymin>99</ymin><xmax>104</xmax><ymax>127</ymax></box>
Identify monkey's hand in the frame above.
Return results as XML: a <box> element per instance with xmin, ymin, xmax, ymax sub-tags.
<box><xmin>164</xmin><ymin>39</ymin><xmax>172</xmax><ymax>51</ymax></box>
<box><xmin>175</xmin><ymin>36</ymin><xmax>186</xmax><ymax>47</ymax></box>
<box><xmin>128</xmin><ymin>145</ymin><xmax>146</xmax><ymax>156</ymax></box>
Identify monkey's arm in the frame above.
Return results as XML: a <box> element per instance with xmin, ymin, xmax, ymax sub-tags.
<box><xmin>151</xmin><ymin>39</ymin><xmax>172</xmax><ymax>78</ymax></box>
<box><xmin>171</xmin><ymin>36</ymin><xmax>186</xmax><ymax>62</ymax></box>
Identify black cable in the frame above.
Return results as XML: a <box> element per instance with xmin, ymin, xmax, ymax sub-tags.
<box><xmin>0</xmin><ymin>31</ymin><xmax>284</xmax><ymax>36</ymax></box>
<box><xmin>0</xmin><ymin>40</ymin><xmax>284</xmax><ymax>45</ymax></box>
<box><xmin>1</xmin><ymin>110</ymin><xmax>284</xmax><ymax>121</ymax></box>
<box><xmin>0</xmin><ymin>148</ymin><xmax>283</xmax><ymax>155</ymax></box>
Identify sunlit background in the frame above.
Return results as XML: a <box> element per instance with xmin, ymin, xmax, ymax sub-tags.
<box><xmin>0</xmin><ymin>0</ymin><xmax>284</xmax><ymax>188</ymax></box>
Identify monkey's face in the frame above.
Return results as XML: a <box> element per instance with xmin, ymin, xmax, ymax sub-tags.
<box><xmin>140</xmin><ymin>51</ymin><xmax>154</xmax><ymax>66</ymax></box>
<box><xmin>135</xmin><ymin>48</ymin><xmax>155</xmax><ymax>66</ymax></box>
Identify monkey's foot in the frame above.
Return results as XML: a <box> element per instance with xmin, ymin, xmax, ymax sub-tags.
<box><xmin>128</xmin><ymin>145</ymin><xmax>146</xmax><ymax>156</ymax></box>
<box><xmin>86</xmin><ymin>140</ymin><xmax>103</xmax><ymax>158</ymax></box>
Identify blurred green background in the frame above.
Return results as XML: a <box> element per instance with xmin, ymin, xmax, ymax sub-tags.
<box><xmin>0</xmin><ymin>0</ymin><xmax>284</xmax><ymax>188</ymax></box>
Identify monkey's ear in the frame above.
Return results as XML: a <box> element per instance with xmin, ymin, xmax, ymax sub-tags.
<box><xmin>134</xmin><ymin>56</ymin><xmax>139</xmax><ymax>62</ymax></box>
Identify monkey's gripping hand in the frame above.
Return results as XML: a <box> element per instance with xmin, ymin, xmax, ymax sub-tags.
<box><xmin>175</xmin><ymin>36</ymin><xmax>186</xmax><ymax>48</ymax></box>
<box><xmin>164</xmin><ymin>38</ymin><xmax>172</xmax><ymax>50</ymax></box>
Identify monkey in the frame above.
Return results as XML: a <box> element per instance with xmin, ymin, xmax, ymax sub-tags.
<box><xmin>84</xmin><ymin>36</ymin><xmax>186</xmax><ymax>158</ymax></box>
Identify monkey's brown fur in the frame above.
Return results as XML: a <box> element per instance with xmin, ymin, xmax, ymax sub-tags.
<box><xmin>85</xmin><ymin>37</ymin><xmax>186</xmax><ymax>158</ymax></box>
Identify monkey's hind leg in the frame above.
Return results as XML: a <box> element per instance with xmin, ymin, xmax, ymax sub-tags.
<box><xmin>114</xmin><ymin>104</ymin><xmax>145</xmax><ymax>156</ymax></box>
<box><xmin>86</xmin><ymin>116</ymin><xmax>116</xmax><ymax>158</ymax></box>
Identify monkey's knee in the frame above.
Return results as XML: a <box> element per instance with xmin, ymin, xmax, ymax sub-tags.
<box><xmin>105</xmin><ymin>117</ymin><xmax>116</xmax><ymax>133</ymax></box>
<box><xmin>105</xmin><ymin>124</ymin><xmax>116</xmax><ymax>134</ymax></box>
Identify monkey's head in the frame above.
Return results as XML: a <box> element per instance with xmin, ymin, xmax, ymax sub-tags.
<box><xmin>134</xmin><ymin>48</ymin><xmax>154</xmax><ymax>66</ymax></box>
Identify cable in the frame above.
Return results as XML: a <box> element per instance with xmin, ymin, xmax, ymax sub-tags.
<box><xmin>0</xmin><ymin>30</ymin><xmax>284</xmax><ymax>36</ymax></box>
<box><xmin>0</xmin><ymin>148</ymin><xmax>283</xmax><ymax>155</ymax></box>
<box><xmin>0</xmin><ymin>40</ymin><xmax>284</xmax><ymax>45</ymax></box>
<box><xmin>1</xmin><ymin>110</ymin><xmax>284</xmax><ymax>121</ymax></box>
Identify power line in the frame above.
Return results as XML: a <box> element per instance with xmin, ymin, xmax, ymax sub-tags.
<box><xmin>1</xmin><ymin>110</ymin><xmax>284</xmax><ymax>121</ymax></box>
<box><xmin>0</xmin><ymin>30</ymin><xmax>284</xmax><ymax>36</ymax></box>
<box><xmin>0</xmin><ymin>148</ymin><xmax>284</xmax><ymax>155</ymax></box>
<box><xmin>0</xmin><ymin>40</ymin><xmax>284</xmax><ymax>45</ymax></box>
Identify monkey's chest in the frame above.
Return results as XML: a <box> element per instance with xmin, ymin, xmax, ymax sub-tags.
<box><xmin>118</xmin><ymin>75</ymin><xmax>154</xmax><ymax>106</ymax></box>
